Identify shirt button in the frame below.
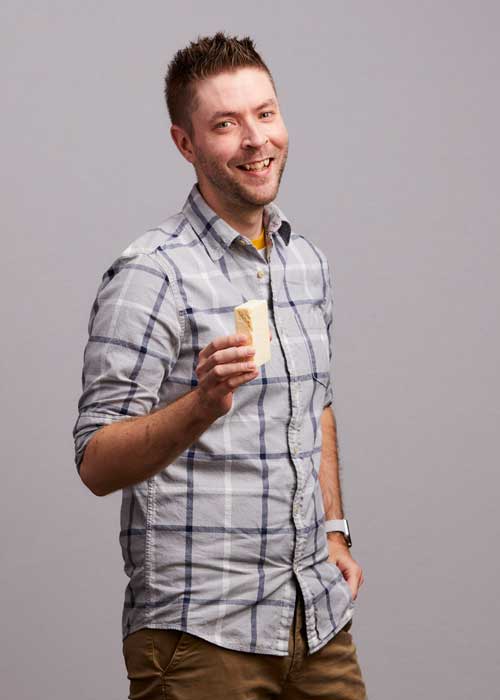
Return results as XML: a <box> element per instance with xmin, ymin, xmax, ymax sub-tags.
<box><xmin>257</xmin><ymin>269</ymin><xmax>265</xmax><ymax>278</ymax></box>
<box><xmin>292</xmin><ymin>446</ymin><xmax>298</xmax><ymax>455</ymax></box>
<box><xmin>239</xmin><ymin>238</ymin><xmax>247</xmax><ymax>245</ymax></box>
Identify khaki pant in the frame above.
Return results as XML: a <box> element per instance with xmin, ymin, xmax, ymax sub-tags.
<box><xmin>123</xmin><ymin>592</ymin><xmax>367</xmax><ymax>699</ymax></box>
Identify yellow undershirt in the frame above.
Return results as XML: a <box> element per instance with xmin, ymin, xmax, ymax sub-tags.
<box><xmin>251</xmin><ymin>226</ymin><xmax>266</xmax><ymax>250</ymax></box>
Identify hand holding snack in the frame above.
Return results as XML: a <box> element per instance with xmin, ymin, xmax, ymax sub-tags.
<box><xmin>195</xmin><ymin>301</ymin><xmax>272</xmax><ymax>420</ymax></box>
<box><xmin>195</xmin><ymin>334</ymin><xmax>259</xmax><ymax>419</ymax></box>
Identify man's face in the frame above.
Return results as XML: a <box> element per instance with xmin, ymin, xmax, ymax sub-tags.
<box><xmin>186</xmin><ymin>67</ymin><xmax>289</xmax><ymax>211</ymax></box>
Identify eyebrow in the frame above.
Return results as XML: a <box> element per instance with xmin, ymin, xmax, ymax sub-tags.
<box><xmin>209</xmin><ymin>99</ymin><xmax>277</xmax><ymax>122</ymax></box>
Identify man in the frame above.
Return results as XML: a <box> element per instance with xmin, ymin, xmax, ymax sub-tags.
<box><xmin>74</xmin><ymin>32</ymin><xmax>367</xmax><ymax>699</ymax></box>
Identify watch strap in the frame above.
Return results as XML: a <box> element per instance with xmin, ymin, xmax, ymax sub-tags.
<box><xmin>325</xmin><ymin>518</ymin><xmax>352</xmax><ymax>547</ymax></box>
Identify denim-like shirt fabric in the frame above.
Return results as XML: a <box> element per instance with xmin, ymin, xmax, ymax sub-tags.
<box><xmin>73</xmin><ymin>183</ymin><xmax>355</xmax><ymax>655</ymax></box>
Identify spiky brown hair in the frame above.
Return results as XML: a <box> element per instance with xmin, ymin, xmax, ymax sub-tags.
<box><xmin>164</xmin><ymin>31</ymin><xmax>276</xmax><ymax>138</ymax></box>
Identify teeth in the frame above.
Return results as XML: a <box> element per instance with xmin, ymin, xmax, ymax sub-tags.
<box><xmin>242</xmin><ymin>158</ymin><xmax>271</xmax><ymax>171</ymax></box>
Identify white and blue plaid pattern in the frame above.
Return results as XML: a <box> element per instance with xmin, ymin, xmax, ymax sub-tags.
<box><xmin>73</xmin><ymin>183</ymin><xmax>355</xmax><ymax>655</ymax></box>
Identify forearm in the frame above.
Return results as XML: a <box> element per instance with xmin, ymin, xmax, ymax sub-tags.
<box><xmin>79</xmin><ymin>387</ymin><xmax>217</xmax><ymax>497</ymax></box>
<box><xmin>318</xmin><ymin>405</ymin><xmax>346</xmax><ymax>543</ymax></box>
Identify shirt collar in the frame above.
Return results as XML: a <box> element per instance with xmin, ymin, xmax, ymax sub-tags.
<box><xmin>182</xmin><ymin>182</ymin><xmax>292</xmax><ymax>263</ymax></box>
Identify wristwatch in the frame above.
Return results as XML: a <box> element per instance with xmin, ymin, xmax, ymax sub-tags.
<box><xmin>325</xmin><ymin>518</ymin><xmax>352</xmax><ymax>548</ymax></box>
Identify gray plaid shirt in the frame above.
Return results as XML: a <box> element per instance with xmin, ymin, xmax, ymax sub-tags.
<box><xmin>73</xmin><ymin>183</ymin><xmax>355</xmax><ymax>655</ymax></box>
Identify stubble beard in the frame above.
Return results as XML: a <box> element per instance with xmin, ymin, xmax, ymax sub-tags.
<box><xmin>194</xmin><ymin>144</ymin><xmax>289</xmax><ymax>211</ymax></box>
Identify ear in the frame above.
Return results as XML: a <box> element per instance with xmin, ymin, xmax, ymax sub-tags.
<box><xmin>170</xmin><ymin>124</ymin><xmax>195</xmax><ymax>164</ymax></box>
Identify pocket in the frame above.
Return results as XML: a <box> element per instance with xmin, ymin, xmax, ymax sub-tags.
<box><xmin>122</xmin><ymin>627</ymin><xmax>189</xmax><ymax>679</ymax></box>
<box><xmin>293</xmin><ymin>305</ymin><xmax>331</xmax><ymax>388</ymax></box>
<box><xmin>148</xmin><ymin>628</ymin><xmax>190</xmax><ymax>675</ymax></box>
<box><xmin>312</xmin><ymin>372</ymin><xmax>329</xmax><ymax>389</ymax></box>
<box><xmin>342</xmin><ymin>618</ymin><xmax>353</xmax><ymax>633</ymax></box>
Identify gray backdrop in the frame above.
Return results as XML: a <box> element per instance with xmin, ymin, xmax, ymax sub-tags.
<box><xmin>1</xmin><ymin>1</ymin><xmax>499</xmax><ymax>698</ymax></box>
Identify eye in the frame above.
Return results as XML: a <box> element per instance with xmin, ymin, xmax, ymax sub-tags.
<box><xmin>260</xmin><ymin>111</ymin><xmax>274</xmax><ymax>119</ymax></box>
<box><xmin>215</xmin><ymin>120</ymin><xmax>232</xmax><ymax>129</ymax></box>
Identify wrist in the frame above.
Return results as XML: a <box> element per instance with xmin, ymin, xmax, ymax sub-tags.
<box><xmin>191</xmin><ymin>386</ymin><xmax>223</xmax><ymax>423</ymax></box>
<box><xmin>327</xmin><ymin>531</ymin><xmax>349</xmax><ymax>546</ymax></box>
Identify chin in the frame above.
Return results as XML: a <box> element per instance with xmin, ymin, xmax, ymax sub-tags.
<box><xmin>241</xmin><ymin>193</ymin><xmax>276</xmax><ymax>207</ymax></box>
<box><xmin>241</xmin><ymin>183</ymin><xmax>280</xmax><ymax>206</ymax></box>
<box><xmin>258</xmin><ymin>193</ymin><xmax>278</xmax><ymax>206</ymax></box>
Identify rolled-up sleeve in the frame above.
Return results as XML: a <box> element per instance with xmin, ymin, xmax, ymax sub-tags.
<box><xmin>73</xmin><ymin>252</ymin><xmax>182</xmax><ymax>472</ymax></box>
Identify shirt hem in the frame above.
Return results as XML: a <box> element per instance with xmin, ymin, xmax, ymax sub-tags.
<box><xmin>122</xmin><ymin>622</ymin><xmax>293</xmax><ymax>657</ymax></box>
<box><xmin>306</xmin><ymin>609</ymin><xmax>355</xmax><ymax>655</ymax></box>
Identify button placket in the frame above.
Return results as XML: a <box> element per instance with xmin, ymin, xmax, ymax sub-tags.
<box><xmin>266</xmin><ymin>236</ymin><xmax>307</xmax><ymax>582</ymax></box>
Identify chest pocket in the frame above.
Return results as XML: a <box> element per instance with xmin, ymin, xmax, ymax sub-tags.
<box><xmin>291</xmin><ymin>303</ymin><xmax>330</xmax><ymax>389</ymax></box>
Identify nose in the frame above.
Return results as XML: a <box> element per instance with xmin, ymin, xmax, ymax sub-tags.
<box><xmin>241</xmin><ymin>122</ymin><xmax>268</xmax><ymax>150</ymax></box>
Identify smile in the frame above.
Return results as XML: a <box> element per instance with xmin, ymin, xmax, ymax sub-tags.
<box><xmin>236</xmin><ymin>158</ymin><xmax>273</xmax><ymax>172</ymax></box>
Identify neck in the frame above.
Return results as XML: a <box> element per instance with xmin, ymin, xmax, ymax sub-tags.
<box><xmin>197</xmin><ymin>181</ymin><xmax>264</xmax><ymax>241</ymax></box>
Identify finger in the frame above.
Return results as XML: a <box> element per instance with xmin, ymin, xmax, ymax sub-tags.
<box><xmin>221</xmin><ymin>367</ymin><xmax>260</xmax><ymax>392</ymax></box>
<box><xmin>206</xmin><ymin>366</ymin><xmax>259</xmax><ymax>400</ymax></box>
<box><xmin>199</xmin><ymin>334</ymin><xmax>248</xmax><ymax>361</ymax></box>
<box><xmin>352</xmin><ymin>571</ymin><xmax>364</xmax><ymax>599</ymax></box>
<box><xmin>203</xmin><ymin>359</ymin><xmax>258</xmax><ymax>391</ymax></box>
<box><xmin>202</xmin><ymin>344</ymin><xmax>255</xmax><ymax>374</ymax></box>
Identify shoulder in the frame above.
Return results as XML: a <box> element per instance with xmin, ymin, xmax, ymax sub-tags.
<box><xmin>289</xmin><ymin>230</ymin><xmax>331</xmax><ymax>277</ymax></box>
<box><xmin>119</xmin><ymin>212</ymin><xmax>192</xmax><ymax>263</ymax></box>
<box><xmin>293</xmin><ymin>232</ymin><xmax>327</xmax><ymax>259</ymax></box>
<box><xmin>101</xmin><ymin>211</ymin><xmax>195</xmax><ymax>281</ymax></box>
